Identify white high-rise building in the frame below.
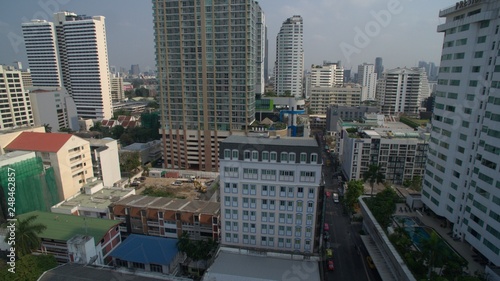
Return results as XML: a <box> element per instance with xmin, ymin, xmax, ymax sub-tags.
<box><xmin>357</xmin><ymin>63</ymin><xmax>377</xmax><ymax>101</ymax></box>
<box><xmin>0</xmin><ymin>65</ymin><xmax>34</xmax><ymax>129</ymax></box>
<box><xmin>28</xmin><ymin>87</ymin><xmax>79</xmax><ymax>131</ymax></box>
<box><xmin>376</xmin><ymin>67</ymin><xmax>429</xmax><ymax>117</ymax></box>
<box><xmin>153</xmin><ymin>0</ymin><xmax>265</xmax><ymax>171</ymax></box>
<box><xmin>22</xmin><ymin>12</ymin><xmax>113</xmax><ymax>120</ymax></box>
<box><xmin>422</xmin><ymin>1</ymin><xmax>500</xmax><ymax>266</ymax></box>
<box><xmin>219</xmin><ymin>136</ymin><xmax>322</xmax><ymax>254</ymax></box>
<box><xmin>21</xmin><ymin>20</ymin><xmax>62</xmax><ymax>87</ymax></box>
<box><xmin>110</xmin><ymin>74</ymin><xmax>124</xmax><ymax>102</ymax></box>
<box><xmin>310</xmin><ymin>62</ymin><xmax>344</xmax><ymax>88</ymax></box>
<box><xmin>274</xmin><ymin>15</ymin><xmax>304</xmax><ymax>98</ymax></box>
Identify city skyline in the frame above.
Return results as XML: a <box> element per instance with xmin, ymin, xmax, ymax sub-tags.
<box><xmin>1</xmin><ymin>0</ymin><xmax>446</xmax><ymax>74</ymax></box>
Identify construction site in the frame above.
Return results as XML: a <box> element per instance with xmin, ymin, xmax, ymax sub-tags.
<box><xmin>137</xmin><ymin>177</ymin><xmax>217</xmax><ymax>201</ymax></box>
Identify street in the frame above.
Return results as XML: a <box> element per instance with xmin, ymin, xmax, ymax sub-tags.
<box><xmin>318</xmin><ymin>132</ymin><xmax>381</xmax><ymax>281</ymax></box>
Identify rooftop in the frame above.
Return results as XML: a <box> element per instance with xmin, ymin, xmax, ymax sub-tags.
<box><xmin>112</xmin><ymin>195</ymin><xmax>220</xmax><ymax>215</ymax></box>
<box><xmin>122</xmin><ymin>140</ymin><xmax>161</xmax><ymax>151</ymax></box>
<box><xmin>223</xmin><ymin>135</ymin><xmax>318</xmax><ymax>147</ymax></box>
<box><xmin>38</xmin><ymin>263</ymin><xmax>170</xmax><ymax>281</ymax></box>
<box><xmin>17</xmin><ymin>211</ymin><xmax>120</xmax><ymax>246</ymax></box>
<box><xmin>52</xmin><ymin>187</ymin><xmax>135</xmax><ymax>212</ymax></box>
<box><xmin>86</xmin><ymin>138</ymin><xmax>116</xmax><ymax>147</ymax></box>
<box><xmin>109</xmin><ymin>234</ymin><xmax>178</xmax><ymax>266</ymax></box>
<box><xmin>5</xmin><ymin>132</ymin><xmax>73</xmax><ymax>153</ymax></box>
<box><xmin>203</xmin><ymin>251</ymin><xmax>320</xmax><ymax>281</ymax></box>
<box><xmin>0</xmin><ymin>150</ymin><xmax>34</xmax><ymax>162</ymax></box>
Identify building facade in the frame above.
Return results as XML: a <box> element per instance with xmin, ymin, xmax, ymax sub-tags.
<box><xmin>153</xmin><ymin>0</ymin><xmax>265</xmax><ymax>171</ymax></box>
<box><xmin>340</xmin><ymin>125</ymin><xmax>429</xmax><ymax>185</ymax></box>
<box><xmin>374</xmin><ymin>57</ymin><xmax>384</xmax><ymax>78</ymax></box>
<box><xmin>376</xmin><ymin>67</ymin><xmax>430</xmax><ymax>117</ymax></box>
<box><xmin>28</xmin><ymin>87</ymin><xmax>79</xmax><ymax>131</ymax></box>
<box><xmin>325</xmin><ymin>105</ymin><xmax>379</xmax><ymax>133</ymax></box>
<box><xmin>274</xmin><ymin>15</ymin><xmax>304</xmax><ymax>98</ymax></box>
<box><xmin>219</xmin><ymin>136</ymin><xmax>323</xmax><ymax>254</ymax></box>
<box><xmin>109</xmin><ymin>195</ymin><xmax>220</xmax><ymax>241</ymax></box>
<box><xmin>22</xmin><ymin>12</ymin><xmax>113</xmax><ymax>120</ymax></box>
<box><xmin>5</xmin><ymin>132</ymin><xmax>94</xmax><ymax>199</ymax></box>
<box><xmin>309</xmin><ymin>84</ymin><xmax>362</xmax><ymax>115</ymax></box>
<box><xmin>357</xmin><ymin>63</ymin><xmax>377</xmax><ymax>101</ymax></box>
<box><xmin>422</xmin><ymin>0</ymin><xmax>500</xmax><ymax>266</ymax></box>
<box><xmin>110</xmin><ymin>74</ymin><xmax>124</xmax><ymax>102</ymax></box>
<box><xmin>87</xmin><ymin>138</ymin><xmax>121</xmax><ymax>187</ymax></box>
<box><xmin>0</xmin><ymin>65</ymin><xmax>34</xmax><ymax>130</ymax></box>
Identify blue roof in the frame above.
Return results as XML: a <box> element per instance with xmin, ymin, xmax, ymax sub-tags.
<box><xmin>109</xmin><ymin>234</ymin><xmax>178</xmax><ymax>265</ymax></box>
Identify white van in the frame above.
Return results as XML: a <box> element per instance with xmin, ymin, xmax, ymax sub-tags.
<box><xmin>333</xmin><ymin>193</ymin><xmax>339</xmax><ymax>203</ymax></box>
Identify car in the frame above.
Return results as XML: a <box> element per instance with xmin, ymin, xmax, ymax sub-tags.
<box><xmin>130</xmin><ymin>182</ymin><xmax>140</xmax><ymax>187</ymax></box>
<box><xmin>324</xmin><ymin>232</ymin><xmax>330</xmax><ymax>240</ymax></box>
<box><xmin>139</xmin><ymin>176</ymin><xmax>146</xmax><ymax>181</ymax></box>
<box><xmin>324</xmin><ymin>223</ymin><xmax>330</xmax><ymax>232</ymax></box>
<box><xmin>332</xmin><ymin>193</ymin><xmax>339</xmax><ymax>203</ymax></box>
<box><xmin>328</xmin><ymin>260</ymin><xmax>334</xmax><ymax>271</ymax></box>
<box><xmin>366</xmin><ymin>256</ymin><xmax>375</xmax><ymax>269</ymax></box>
<box><xmin>326</xmin><ymin>248</ymin><xmax>333</xmax><ymax>258</ymax></box>
<box><xmin>325</xmin><ymin>191</ymin><xmax>331</xmax><ymax>198</ymax></box>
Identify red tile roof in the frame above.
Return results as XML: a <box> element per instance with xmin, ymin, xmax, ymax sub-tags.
<box><xmin>5</xmin><ymin>132</ymin><xmax>73</xmax><ymax>153</ymax></box>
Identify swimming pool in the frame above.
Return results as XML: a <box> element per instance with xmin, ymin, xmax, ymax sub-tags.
<box><xmin>405</xmin><ymin>226</ymin><xmax>431</xmax><ymax>251</ymax></box>
<box><xmin>393</xmin><ymin>216</ymin><xmax>418</xmax><ymax>227</ymax></box>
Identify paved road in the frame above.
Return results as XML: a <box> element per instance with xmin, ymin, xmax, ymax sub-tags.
<box><xmin>317</xmin><ymin>132</ymin><xmax>381</xmax><ymax>281</ymax></box>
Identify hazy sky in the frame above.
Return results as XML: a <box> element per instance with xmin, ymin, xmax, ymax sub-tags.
<box><xmin>0</xmin><ymin>0</ymin><xmax>449</xmax><ymax>73</ymax></box>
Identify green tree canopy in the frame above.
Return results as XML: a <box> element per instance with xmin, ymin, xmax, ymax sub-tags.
<box><xmin>363</xmin><ymin>164</ymin><xmax>385</xmax><ymax>196</ymax></box>
<box><xmin>344</xmin><ymin>180</ymin><xmax>364</xmax><ymax>212</ymax></box>
<box><xmin>0</xmin><ymin>254</ymin><xmax>57</xmax><ymax>281</ymax></box>
<box><xmin>4</xmin><ymin>215</ymin><xmax>47</xmax><ymax>257</ymax></box>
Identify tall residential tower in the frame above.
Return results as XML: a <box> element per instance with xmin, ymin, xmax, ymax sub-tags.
<box><xmin>422</xmin><ymin>0</ymin><xmax>500</xmax><ymax>266</ymax></box>
<box><xmin>22</xmin><ymin>12</ymin><xmax>113</xmax><ymax>120</ymax></box>
<box><xmin>274</xmin><ymin>15</ymin><xmax>304</xmax><ymax>98</ymax></box>
<box><xmin>152</xmin><ymin>0</ymin><xmax>265</xmax><ymax>171</ymax></box>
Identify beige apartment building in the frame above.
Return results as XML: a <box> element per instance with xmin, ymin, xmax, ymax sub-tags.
<box><xmin>309</xmin><ymin>84</ymin><xmax>362</xmax><ymax>115</ymax></box>
<box><xmin>5</xmin><ymin>132</ymin><xmax>94</xmax><ymax>199</ymax></box>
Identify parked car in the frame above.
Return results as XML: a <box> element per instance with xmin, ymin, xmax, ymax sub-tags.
<box><xmin>366</xmin><ymin>256</ymin><xmax>375</xmax><ymax>269</ymax></box>
<box><xmin>326</xmin><ymin>248</ymin><xmax>333</xmax><ymax>258</ymax></box>
<box><xmin>328</xmin><ymin>260</ymin><xmax>335</xmax><ymax>271</ymax></box>
<box><xmin>324</xmin><ymin>223</ymin><xmax>329</xmax><ymax>231</ymax></box>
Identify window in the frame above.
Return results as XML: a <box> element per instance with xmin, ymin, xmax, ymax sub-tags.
<box><xmin>300</xmin><ymin>153</ymin><xmax>307</xmax><ymax>163</ymax></box>
<box><xmin>310</xmin><ymin>154</ymin><xmax>318</xmax><ymax>163</ymax></box>
<box><xmin>280</xmin><ymin>152</ymin><xmax>288</xmax><ymax>162</ymax></box>
<box><xmin>269</xmin><ymin>186</ymin><xmax>276</xmax><ymax>196</ymax></box>
<box><xmin>300</xmin><ymin>171</ymin><xmax>316</xmax><ymax>182</ymax></box>
<box><xmin>224</xmin><ymin>149</ymin><xmax>231</xmax><ymax>159</ymax></box>
<box><xmin>477</xmin><ymin>36</ymin><xmax>487</xmax><ymax>43</ymax></box>
<box><xmin>262</xmin><ymin>151</ymin><xmax>269</xmax><ymax>161</ymax></box>
<box><xmin>270</xmin><ymin>152</ymin><xmax>277</xmax><ymax>161</ymax></box>
<box><xmin>307</xmin><ymin>202</ymin><xmax>314</xmax><ymax>213</ymax></box>
<box><xmin>244</xmin><ymin>150</ymin><xmax>251</xmax><ymax>160</ymax></box>
<box><xmin>474</xmin><ymin>51</ymin><xmax>483</xmax><ymax>58</ymax></box>
<box><xmin>224</xmin><ymin>166</ymin><xmax>238</xmax><ymax>177</ymax></box>
<box><xmin>242</xmin><ymin>184</ymin><xmax>249</xmax><ymax>194</ymax></box>
<box><xmin>252</xmin><ymin>151</ymin><xmax>258</xmax><ymax>160</ymax></box>
<box><xmin>261</xmin><ymin>169</ymin><xmax>276</xmax><ymax>180</ymax></box>
<box><xmin>243</xmin><ymin>168</ymin><xmax>258</xmax><ymax>179</ymax></box>
<box><xmin>279</xmin><ymin>171</ymin><xmax>294</xmax><ymax>181</ymax></box>
<box><xmin>224</xmin><ymin>183</ymin><xmax>230</xmax><ymax>193</ymax></box>
<box><xmin>232</xmin><ymin>150</ymin><xmax>238</xmax><ymax>159</ymax></box>
<box><xmin>297</xmin><ymin>187</ymin><xmax>304</xmax><ymax>198</ymax></box>
<box><xmin>297</xmin><ymin>201</ymin><xmax>303</xmax><ymax>212</ymax></box>
<box><xmin>261</xmin><ymin>185</ymin><xmax>268</xmax><ymax>196</ymax></box>
<box><xmin>280</xmin><ymin>200</ymin><xmax>286</xmax><ymax>211</ymax></box>
<box><xmin>454</xmin><ymin>53</ymin><xmax>465</xmax><ymax>59</ymax></box>
<box><xmin>289</xmin><ymin>153</ymin><xmax>296</xmax><ymax>162</ymax></box>
<box><xmin>232</xmin><ymin>183</ymin><xmax>238</xmax><ymax>193</ymax></box>
<box><xmin>308</xmin><ymin>188</ymin><xmax>315</xmax><ymax>199</ymax></box>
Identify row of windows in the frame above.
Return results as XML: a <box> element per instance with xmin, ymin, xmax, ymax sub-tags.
<box><xmin>223</xmin><ymin>208</ymin><xmax>316</xmax><ymax>222</ymax></box>
<box><xmin>224</xmin><ymin>167</ymin><xmax>317</xmax><ymax>182</ymax></box>
<box><xmin>223</xmin><ymin>149</ymin><xmax>318</xmax><ymax>163</ymax></box>
<box><xmin>223</xmin><ymin>196</ymin><xmax>315</xmax><ymax>212</ymax></box>
<box><xmin>222</xmin><ymin>183</ymin><xmax>316</xmax><ymax>198</ymax></box>
<box><xmin>224</xmin><ymin>221</ymin><xmax>313</xmax><ymax>237</ymax></box>
<box><xmin>223</xmin><ymin>233</ymin><xmax>312</xmax><ymax>250</ymax></box>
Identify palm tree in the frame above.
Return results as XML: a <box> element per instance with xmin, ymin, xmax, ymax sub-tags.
<box><xmin>5</xmin><ymin>215</ymin><xmax>47</xmax><ymax>256</ymax></box>
<box><xmin>363</xmin><ymin>164</ymin><xmax>385</xmax><ymax>197</ymax></box>
<box><xmin>43</xmin><ymin>123</ymin><xmax>52</xmax><ymax>133</ymax></box>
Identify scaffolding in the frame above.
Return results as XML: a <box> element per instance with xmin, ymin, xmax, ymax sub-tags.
<box><xmin>0</xmin><ymin>156</ymin><xmax>59</xmax><ymax>221</ymax></box>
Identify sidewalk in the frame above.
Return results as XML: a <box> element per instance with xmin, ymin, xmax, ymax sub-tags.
<box><xmin>394</xmin><ymin>203</ymin><xmax>484</xmax><ymax>275</ymax></box>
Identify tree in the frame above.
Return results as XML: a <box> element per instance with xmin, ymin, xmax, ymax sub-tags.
<box><xmin>120</xmin><ymin>151</ymin><xmax>141</xmax><ymax>178</ymax></box>
<box><xmin>58</xmin><ymin>127</ymin><xmax>72</xmax><ymax>133</ymax></box>
<box><xmin>147</xmin><ymin>101</ymin><xmax>159</xmax><ymax>109</ymax></box>
<box><xmin>4</xmin><ymin>215</ymin><xmax>47</xmax><ymax>257</ymax></box>
<box><xmin>344</xmin><ymin>180</ymin><xmax>364</xmax><ymax>212</ymax></box>
<box><xmin>113</xmin><ymin>109</ymin><xmax>130</xmax><ymax>119</ymax></box>
<box><xmin>410</xmin><ymin>176</ymin><xmax>422</xmax><ymax>191</ymax></box>
<box><xmin>89</xmin><ymin>121</ymin><xmax>102</xmax><ymax>132</ymax></box>
<box><xmin>111</xmin><ymin>125</ymin><xmax>125</xmax><ymax>139</ymax></box>
<box><xmin>43</xmin><ymin>124</ymin><xmax>52</xmax><ymax>133</ymax></box>
<box><xmin>0</xmin><ymin>254</ymin><xmax>57</xmax><ymax>281</ymax></box>
<box><xmin>421</xmin><ymin>231</ymin><xmax>445</xmax><ymax>280</ymax></box>
<box><xmin>363</xmin><ymin>164</ymin><xmax>385</xmax><ymax>197</ymax></box>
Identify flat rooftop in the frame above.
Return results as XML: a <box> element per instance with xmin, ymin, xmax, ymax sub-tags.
<box><xmin>223</xmin><ymin>135</ymin><xmax>318</xmax><ymax>147</ymax></box>
<box><xmin>52</xmin><ymin>187</ymin><xmax>135</xmax><ymax>211</ymax></box>
<box><xmin>0</xmin><ymin>150</ymin><xmax>34</xmax><ymax>162</ymax></box>
<box><xmin>203</xmin><ymin>251</ymin><xmax>320</xmax><ymax>281</ymax></box>
<box><xmin>17</xmin><ymin>211</ymin><xmax>120</xmax><ymax>245</ymax></box>
<box><xmin>85</xmin><ymin>138</ymin><xmax>115</xmax><ymax>147</ymax></box>
<box><xmin>112</xmin><ymin>195</ymin><xmax>220</xmax><ymax>215</ymax></box>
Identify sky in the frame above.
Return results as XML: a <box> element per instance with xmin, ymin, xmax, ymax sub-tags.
<box><xmin>0</xmin><ymin>0</ymin><xmax>450</xmax><ymax>74</ymax></box>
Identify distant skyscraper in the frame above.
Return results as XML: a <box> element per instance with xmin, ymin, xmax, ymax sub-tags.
<box><xmin>22</xmin><ymin>12</ymin><xmax>113</xmax><ymax>120</ymax></box>
<box><xmin>376</xmin><ymin>67</ymin><xmax>429</xmax><ymax>117</ymax></box>
<box><xmin>264</xmin><ymin>26</ymin><xmax>269</xmax><ymax>83</ymax></box>
<box><xmin>274</xmin><ymin>15</ymin><xmax>304</xmax><ymax>98</ymax></box>
<box><xmin>153</xmin><ymin>0</ymin><xmax>264</xmax><ymax>171</ymax></box>
<box><xmin>0</xmin><ymin>65</ymin><xmax>34</xmax><ymax>129</ymax></box>
<box><xmin>374</xmin><ymin>57</ymin><xmax>383</xmax><ymax>78</ymax></box>
<box><xmin>130</xmin><ymin>64</ymin><xmax>140</xmax><ymax>75</ymax></box>
<box><xmin>422</xmin><ymin>1</ymin><xmax>500</xmax><ymax>267</ymax></box>
<box><xmin>357</xmin><ymin>63</ymin><xmax>377</xmax><ymax>101</ymax></box>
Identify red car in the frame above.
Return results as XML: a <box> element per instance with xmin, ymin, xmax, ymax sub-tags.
<box><xmin>328</xmin><ymin>260</ymin><xmax>335</xmax><ymax>271</ymax></box>
<box><xmin>326</xmin><ymin>191</ymin><xmax>331</xmax><ymax>198</ymax></box>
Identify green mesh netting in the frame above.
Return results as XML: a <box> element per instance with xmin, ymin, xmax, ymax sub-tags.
<box><xmin>0</xmin><ymin>156</ymin><xmax>60</xmax><ymax>220</ymax></box>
